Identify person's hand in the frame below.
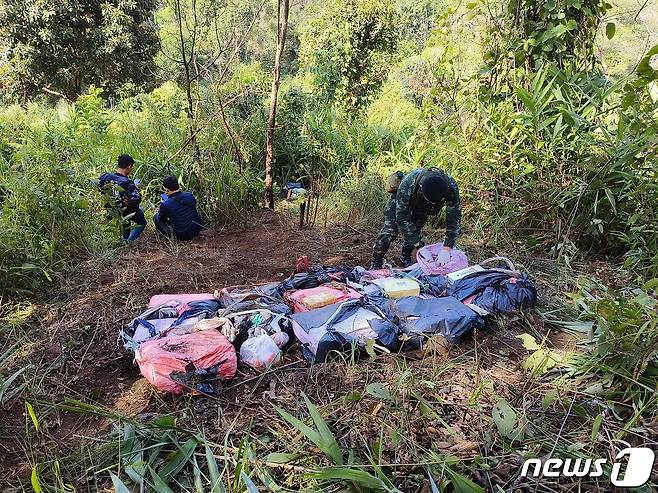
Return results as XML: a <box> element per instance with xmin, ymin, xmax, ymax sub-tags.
<box><xmin>415</xmin><ymin>240</ymin><xmax>425</xmax><ymax>249</ymax></box>
<box><xmin>435</xmin><ymin>246</ymin><xmax>451</xmax><ymax>265</ymax></box>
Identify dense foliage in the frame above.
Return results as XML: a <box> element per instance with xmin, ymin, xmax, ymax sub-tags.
<box><xmin>0</xmin><ymin>0</ymin><xmax>656</xmax><ymax>292</ymax></box>
<box><xmin>0</xmin><ymin>0</ymin><xmax>160</xmax><ymax>100</ymax></box>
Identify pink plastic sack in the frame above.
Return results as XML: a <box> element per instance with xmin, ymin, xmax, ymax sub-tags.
<box><xmin>417</xmin><ymin>242</ymin><xmax>468</xmax><ymax>276</ymax></box>
<box><xmin>135</xmin><ymin>329</ymin><xmax>237</xmax><ymax>394</ymax></box>
<box><xmin>284</xmin><ymin>283</ymin><xmax>362</xmax><ymax>313</ymax></box>
<box><xmin>148</xmin><ymin>293</ymin><xmax>215</xmax><ymax>310</ymax></box>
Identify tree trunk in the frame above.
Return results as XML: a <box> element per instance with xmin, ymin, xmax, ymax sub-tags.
<box><xmin>264</xmin><ymin>0</ymin><xmax>290</xmax><ymax>210</ymax></box>
<box><xmin>175</xmin><ymin>0</ymin><xmax>201</xmax><ymax>162</ymax></box>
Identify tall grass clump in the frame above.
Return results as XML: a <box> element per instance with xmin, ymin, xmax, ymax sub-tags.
<box><xmin>0</xmin><ymin>84</ymin><xmax>265</xmax><ymax>296</ymax></box>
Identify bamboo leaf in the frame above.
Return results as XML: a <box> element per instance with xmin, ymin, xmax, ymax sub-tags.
<box><xmin>240</xmin><ymin>471</ymin><xmax>260</xmax><ymax>493</ymax></box>
<box><xmin>192</xmin><ymin>455</ymin><xmax>204</xmax><ymax>493</ymax></box>
<box><xmin>311</xmin><ymin>466</ymin><xmax>390</xmax><ymax>489</ymax></box>
<box><xmin>31</xmin><ymin>467</ymin><xmax>42</xmax><ymax>493</ymax></box>
<box><xmin>109</xmin><ymin>472</ymin><xmax>131</xmax><ymax>493</ymax></box>
<box><xmin>159</xmin><ymin>437</ymin><xmax>198</xmax><ymax>481</ymax></box>
<box><xmin>428</xmin><ymin>472</ymin><xmax>441</xmax><ymax>493</ymax></box>
<box><xmin>446</xmin><ymin>468</ymin><xmax>485</xmax><ymax>493</ymax></box>
<box><xmin>26</xmin><ymin>401</ymin><xmax>39</xmax><ymax>431</ymax></box>
<box><xmin>263</xmin><ymin>452</ymin><xmax>303</xmax><ymax>464</ymax></box>
<box><xmin>303</xmin><ymin>394</ymin><xmax>343</xmax><ymax>465</ymax></box>
<box><xmin>148</xmin><ymin>466</ymin><xmax>176</xmax><ymax>493</ymax></box>
<box><xmin>205</xmin><ymin>444</ymin><xmax>227</xmax><ymax>493</ymax></box>
<box><xmin>591</xmin><ymin>413</ymin><xmax>602</xmax><ymax>442</ymax></box>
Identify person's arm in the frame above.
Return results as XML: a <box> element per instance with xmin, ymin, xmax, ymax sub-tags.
<box><xmin>395</xmin><ymin>171</ymin><xmax>422</xmax><ymax>246</ymax></box>
<box><xmin>121</xmin><ymin>178</ymin><xmax>141</xmax><ymax>208</ymax></box>
<box><xmin>159</xmin><ymin>201</ymin><xmax>171</xmax><ymax>223</ymax></box>
<box><xmin>443</xmin><ymin>177</ymin><xmax>461</xmax><ymax>248</ymax></box>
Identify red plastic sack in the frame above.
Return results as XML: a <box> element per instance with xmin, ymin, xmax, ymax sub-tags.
<box><xmin>284</xmin><ymin>283</ymin><xmax>362</xmax><ymax>313</ymax></box>
<box><xmin>135</xmin><ymin>329</ymin><xmax>237</xmax><ymax>394</ymax></box>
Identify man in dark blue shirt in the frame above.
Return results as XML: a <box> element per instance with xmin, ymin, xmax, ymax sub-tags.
<box><xmin>154</xmin><ymin>176</ymin><xmax>203</xmax><ymax>241</ymax></box>
<box><xmin>98</xmin><ymin>154</ymin><xmax>147</xmax><ymax>242</ymax></box>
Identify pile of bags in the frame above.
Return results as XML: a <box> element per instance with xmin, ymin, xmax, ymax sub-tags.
<box><xmin>120</xmin><ymin>245</ymin><xmax>538</xmax><ymax>394</ymax></box>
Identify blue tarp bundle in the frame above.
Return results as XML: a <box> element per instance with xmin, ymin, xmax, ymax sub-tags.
<box><xmin>448</xmin><ymin>270</ymin><xmax>537</xmax><ymax>314</ymax></box>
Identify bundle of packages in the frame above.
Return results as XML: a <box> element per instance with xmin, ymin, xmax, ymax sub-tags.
<box><xmin>389</xmin><ymin>296</ymin><xmax>485</xmax><ymax>346</ymax></box>
<box><xmin>284</xmin><ymin>282</ymin><xmax>362</xmax><ymax>313</ymax></box>
<box><xmin>121</xmin><ymin>296</ymin><xmax>221</xmax><ymax>350</ymax></box>
<box><xmin>290</xmin><ymin>299</ymin><xmax>399</xmax><ymax>362</ymax></box>
<box><xmin>447</xmin><ymin>257</ymin><xmax>537</xmax><ymax>314</ymax></box>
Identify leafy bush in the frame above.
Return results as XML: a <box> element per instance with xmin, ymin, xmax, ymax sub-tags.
<box><xmin>0</xmin><ymin>85</ymin><xmax>263</xmax><ymax>295</ymax></box>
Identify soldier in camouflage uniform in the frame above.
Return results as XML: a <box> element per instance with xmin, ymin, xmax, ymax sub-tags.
<box><xmin>371</xmin><ymin>167</ymin><xmax>461</xmax><ymax>268</ymax></box>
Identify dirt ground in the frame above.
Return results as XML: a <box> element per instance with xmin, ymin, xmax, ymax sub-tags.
<box><xmin>1</xmin><ymin>210</ymin><xmax>377</xmax><ymax>483</ymax></box>
<box><xmin>0</xmin><ymin>210</ymin><xmax>602</xmax><ymax>491</ymax></box>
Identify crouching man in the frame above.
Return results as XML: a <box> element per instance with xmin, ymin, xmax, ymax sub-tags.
<box><xmin>154</xmin><ymin>176</ymin><xmax>203</xmax><ymax>241</ymax></box>
<box><xmin>98</xmin><ymin>154</ymin><xmax>147</xmax><ymax>242</ymax></box>
<box><xmin>371</xmin><ymin>167</ymin><xmax>462</xmax><ymax>268</ymax></box>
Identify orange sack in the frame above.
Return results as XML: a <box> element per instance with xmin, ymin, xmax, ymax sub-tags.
<box><xmin>135</xmin><ymin>329</ymin><xmax>237</xmax><ymax>394</ymax></box>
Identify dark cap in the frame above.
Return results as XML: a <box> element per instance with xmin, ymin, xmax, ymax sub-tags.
<box><xmin>420</xmin><ymin>173</ymin><xmax>449</xmax><ymax>203</ymax></box>
<box><xmin>163</xmin><ymin>175</ymin><xmax>180</xmax><ymax>191</ymax></box>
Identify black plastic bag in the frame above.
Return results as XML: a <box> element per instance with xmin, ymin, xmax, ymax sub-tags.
<box><xmin>448</xmin><ymin>270</ymin><xmax>537</xmax><ymax>314</ymax></box>
<box><xmin>390</xmin><ymin>296</ymin><xmax>484</xmax><ymax>344</ymax></box>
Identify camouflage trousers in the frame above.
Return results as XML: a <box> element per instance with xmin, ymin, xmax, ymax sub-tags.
<box><xmin>372</xmin><ymin>195</ymin><xmax>427</xmax><ymax>260</ymax></box>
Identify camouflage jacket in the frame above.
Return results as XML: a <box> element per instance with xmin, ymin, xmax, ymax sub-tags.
<box><xmin>395</xmin><ymin>168</ymin><xmax>461</xmax><ymax>248</ymax></box>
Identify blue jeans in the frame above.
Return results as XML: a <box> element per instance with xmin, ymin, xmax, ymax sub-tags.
<box><xmin>122</xmin><ymin>207</ymin><xmax>147</xmax><ymax>241</ymax></box>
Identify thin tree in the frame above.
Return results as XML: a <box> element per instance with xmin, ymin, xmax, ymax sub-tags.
<box><xmin>264</xmin><ymin>0</ymin><xmax>290</xmax><ymax>210</ymax></box>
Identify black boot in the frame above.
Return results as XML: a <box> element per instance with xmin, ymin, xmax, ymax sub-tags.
<box><xmin>370</xmin><ymin>255</ymin><xmax>384</xmax><ymax>269</ymax></box>
<box><xmin>398</xmin><ymin>246</ymin><xmax>414</xmax><ymax>267</ymax></box>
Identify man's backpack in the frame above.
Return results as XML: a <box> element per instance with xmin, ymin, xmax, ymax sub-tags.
<box><xmin>385</xmin><ymin>171</ymin><xmax>404</xmax><ymax>193</ymax></box>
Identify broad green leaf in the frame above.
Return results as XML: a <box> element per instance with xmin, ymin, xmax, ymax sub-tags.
<box><xmin>110</xmin><ymin>472</ymin><xmax>131</xmax><ymax>493</ymax></box>
<box><xmin>446</xmin><ymin>468</ymin><xmax>485</xmax><ymax>493</ymax></box>
<box><xmin>637</xmin><ymin>43</ymin><xmax>658</xmax><ymax>77</ymax></box>
<box><xmin>605</xmin><ymin>22</ymin><xmax>615</xmax><ymax>39</ymax></box>
<box><xmin>31</xmin><ymin>467</ymin><xmax>42</xmax><ymax>493</ymax></box>
<box><xmin>365</xmin><ymin>339</ymin><xmax>376</xmax><ymax>358</ymax></box>
<box><xmin>263</xmin><ymin>452</ymin><xmax>303</xmax><ymax>464</ymax></box>
<box><xmin>522</xmin><ymin>349</ymin><xmax>563</xmax><ymax>375</ymax></box>
<box><xmin>26</xmin><ymin>401</ymin><xmax>39</xmax><ymax>431</ymax></box>
<box><xmin>343</xmin><ymin>390</ymin><xmax>362</xmax><ymax>402</ymax></box>
<box><xmin>542</xmin><ymin>389</ymin><xmax>558</xmax><ymax>410</ymax></box>
<box><xmin>492</xmin><ymin>400</ymin><xmax>517</xmax><ymax>438</ymax></box>
<box><xmin>365</xmin><ymin>382</ymin><xmax>393</xmax><ymax>401</ymax></box>
<box><xmin>148</xmin><ymin>466</ymin><xmax>176</xmax><ymax>493</ymax></box>
<box><xmin>311</xmin><ymin>467</ymin><xmax>389</xmax><ymax>489</ymax></box>
<box><xmin>516</xmin><ymin>333</ymin><xmax>540</xmax><ymax>350</ymax></box>
<box><xmin>591</xmin><ymin>414</ymin><xmax>602</xmax><ymax>442</ymax></box>
<box><xmin>642</xmin><ymin>278</ymin><xmax>658</xmax><ymax>292</ymax></box>
<box><xmin>159</xmin><ymin>437</ymin><xmax>198</xmax><ymax>481</ymax></box>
